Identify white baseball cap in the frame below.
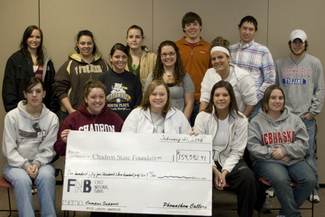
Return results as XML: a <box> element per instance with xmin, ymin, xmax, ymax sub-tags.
<box><xmin>289</xmin><ymin>29</ymin><xmax>307</xmax><ymax>42</ymax></box>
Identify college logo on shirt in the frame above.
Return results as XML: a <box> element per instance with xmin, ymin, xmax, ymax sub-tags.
<box><xmin>262</xmin><ymin>131</ymin><xmax>294</xmax><ymax>145</ymax></box>
<box><xmin>107</xmin><ymin>83</ymin><xmax>131</xmax><ymax>111</ymax></box>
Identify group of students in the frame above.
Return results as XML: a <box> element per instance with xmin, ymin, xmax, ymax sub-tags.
<box><xmin>0</xmin><ymin>12</ymin><xmax>323</xmax><ymax>217</ymax></box>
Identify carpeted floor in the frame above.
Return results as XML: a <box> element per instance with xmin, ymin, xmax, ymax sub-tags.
<box><xmin>0</xmin><ymin>185</ymin><xmax>323</xmax><ymax>217</ymax></box>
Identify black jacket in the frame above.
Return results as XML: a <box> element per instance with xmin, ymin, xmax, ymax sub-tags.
<box><xmin>2</xmin><ymin>50</ymin><xmax>60</xmax><ymax>113</ymax></box>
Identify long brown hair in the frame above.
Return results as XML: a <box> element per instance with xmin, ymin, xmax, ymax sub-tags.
<box><xmin>205</xmin><ymin>80</ymin><xmax>243</xmax><ymax>118</ymax></box>
<box><xmin>140</xmin><ymin>80</ymin><xmax>172</xmax><ymax>118</ymax></box>
<box><xmin>262</xmin><ymin>85</ymin><xmax>286</xmax><ymax>113</ymax></box>
<box><xmin>20</xmin><ymin>25</ymin><xmax>44</xmax><ymax>66</ymax></box>
<box><xmin>153</xmin><ymin>40</ymin><xmax>186</xmax><ymax>86</ymax></box>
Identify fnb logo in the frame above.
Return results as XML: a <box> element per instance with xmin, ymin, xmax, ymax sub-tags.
<box><xmin>67</xmin><ymin>179</ymin><xmax>92</xmax><ymax>193</ymax></box>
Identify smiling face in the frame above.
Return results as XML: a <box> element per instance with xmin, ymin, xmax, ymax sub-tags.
<box><xmin>76</xmin><ymin>35</ymin><xmax>94</xmax><ymax>58</ymax></box>
<box><xmin>290</xmin><ymin>39</ymin><xmax>306</xmax><ymax>56</ymax></box>
<box><xmin>213</xmin><ymin>87</ymin><xmax>230</xmax><ymax>112</ymax></box>
<box><xmin>23</xmin><ymin>83</ymin><xmax>46</xmax><ymax>108</ymax></box>
<box><xmin>160</xmin><ymin>46</ymin><xmax>176</xmax><ymax>68</ymax></box>
<box><xmin>268</xmin><ymin>89</ymin><xmax>284</xmax><ymax>113</ymax></box>
<box><xmin>27</xmin><ymin>29</ymin><xmax>41</xmax><ymax>51</ymax></box>
<box><xmin>238</xmin><ymin>22</ymin><xmax>257</xmax><ymax>44</ymax></box>
<box><xmin>183</xmin><ymin>21</ymin><xmax>201</xmax><ymax>42</ymax></box>
<box><xmin>211</xmin><ymin>50</ymin><xmax>231</xmax><ymax>74</ymax></box>
<box><xmin>85</xmin><ymin>87</ymin><xmax>106</xmax><ymax>115</ymax></box>
<box><xmin>149</xmin><ymin>84</ymin><xmax>168</xmax><ymax>114</ymax></box>
<box><xmin>110</xmin><ymin>50</ymin><xmax>128</xmax><ymax>73</ymax></box>
<box><xmin>126</xmin><ymin>28</ymin><xmax>144</xmax><ymax>50</ymax></box>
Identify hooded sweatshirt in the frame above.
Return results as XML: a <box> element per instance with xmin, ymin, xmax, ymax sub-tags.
<box><xmin>200</xmin><ymin>63</ymin><xmax>257</xmax><ymax>112</ymax></box>
<box><xmin>2</xmin><ymin>100</ymin><xmax>59</xmax><ymax>169</ymax></box>
<box><xmin>54</xmin><ymin>103</ymin><xmax>124</xmax><ymax>156</ymax></box>
<box><xmin>53</xmin><ymin>51</ymin><xmax>109</xmax><ymax>111</ymax></box>
<box><xmin>247</xmin><ymin>108</ymin><xmax>309</xmax><ymax>166</ymax></box>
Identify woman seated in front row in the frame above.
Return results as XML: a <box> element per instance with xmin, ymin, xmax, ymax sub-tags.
<box><xmin>122</xmin><ymin>79</ymin><xmax>191</xmax><ymax>134</ymax></box>
<box><xmin>247</xmin><ymin>85</ymin><xmax>315</xmax><ymax>217</ymax></box>
<box><xmin>194</xmin><ymin>80</ymin><xmax>258</xmax><ymax>217</ymax></box>
<box><xmin>2</xmin><ymin>77</ymin><xmax>59</xmax><ymax>217</ymax></box>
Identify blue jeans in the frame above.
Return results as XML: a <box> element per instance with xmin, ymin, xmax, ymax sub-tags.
<box><xmin>4</xmin><ymin>164</ymin><xmax>56</xmax><ymax>217</ymax></box>
<box><xmin>248</xmin><ymin>100</ymin><xmax>261</xmax><ymax>122</ymax></box>
<box><xmin>303</xmin><ymin>118</ymin><xmax>319</xmax><ymax>195</ymax></box>
<box><xmin>255</xmin><ymin>161</ymin><xmax>315</xmax><ymax>217</ymax></box>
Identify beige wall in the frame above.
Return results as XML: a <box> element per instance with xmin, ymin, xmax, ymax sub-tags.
<box><xmin>1</xmin><ymin>0</ymin><xmax>325</xmax><ymax>183</ymax></box>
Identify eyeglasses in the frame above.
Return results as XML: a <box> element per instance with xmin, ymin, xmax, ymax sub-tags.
<box><xmin>160</xmin><ymin>52</ymin><xmax>176</xmax><ymax>57</ymax></box>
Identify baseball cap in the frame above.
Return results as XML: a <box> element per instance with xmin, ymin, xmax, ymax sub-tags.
<box><xmin>289</xmin><ymin>29</ymin><xmax>307</xmax><ymax>42</ymax></box>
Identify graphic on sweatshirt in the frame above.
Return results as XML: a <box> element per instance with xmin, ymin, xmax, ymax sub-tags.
<box><xmin>19</xmin><ymin>122</ymin><xmax>46</xmax><ymax>142</ymax></box>
<box><xmin>280</xmin><ymin>67</ymin><xmax>311</xmax><ymax>85</ymax></box>
<box><xmin>262</xmin><ymin>131</ymin><xmax>294</xmax><ymax>145</ymax></box>
<box><xmin>107</xmin><ymin>83</ymin><xmax>131</xmax><ymax>111</ymax></box>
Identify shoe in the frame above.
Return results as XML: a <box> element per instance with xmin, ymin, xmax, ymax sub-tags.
<box><xmin>276</xmin><ymin>215</ymin><xmax>285</xmax><ymax>217</ymax></box>
<box><xmin>266</xmin><ymin>188</ymin><xmax>275</xmax><ymax>197</ymax></box>
<box><xmin>260</xmin><ymin>194</ymin><xmax>272</xmax><ymax>213</ymax></box>
<box><xmin>308</xmin><ymin>194</ymin><xmax>320</xmax><ymax>203</ymax></box>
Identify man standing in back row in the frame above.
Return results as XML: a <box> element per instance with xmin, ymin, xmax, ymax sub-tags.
<box><xmin>276</xmin><ymin>29</ymin><xmax>324</xmax><ymax>203</ymax></box>
<box><xmin>230</xmin><ymin>15</ymin><xmax>276</xmax><ymax>121</ymax></box>
<box><xmin>175</xmin><ymin>12</ymin><xmax>211</xmax><ymax>126</ymax></box>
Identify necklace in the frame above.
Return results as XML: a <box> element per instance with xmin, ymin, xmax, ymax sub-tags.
<box><xmin>290</xmin><ymin>54</ymin><xmax>305</xmax><ymax>66</ymax></box>
<box><xmin>91</xmin><ymin>114</ymin><xmax>98</xmax><ymax>124</ymax></box>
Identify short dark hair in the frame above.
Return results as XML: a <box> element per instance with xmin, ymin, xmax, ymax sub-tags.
<box><xmin>262</xmin><ymin>85</ymin><xmax>286</xmax><ymax>113</ymax></box>
<box><xmin>205</xmin><ymin>80</ymin><xmax>243</xmax><ymax>118</ymax></box>
<box><xmin>109</xmin><ymin>43</ymin><xmax>129</xmax><ymax>57</ymax></box>
<box><xmin>75</xmin><ymin>30</ymin><xmax>97</xmax><ymax>55</ymax></box>
<box><xmin>182</xmin><ymin>12</ymin><xmax>202</xmax><ymax>32</ymax></box>
<box><xmin>24</xmin><ymin>77</ymin><xmax>45</xmax><ymax>93</ymax></box>
<box><xmin>238</xmin><ymin>15</ymin><xmax>258</xmax><ymax>31</ymax></box>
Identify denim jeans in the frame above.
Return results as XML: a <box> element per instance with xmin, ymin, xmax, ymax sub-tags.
<box><xmin>4</xmin><ymin>163</ymin><xmax>56</xmax><ymax>217</ymax></box>
<box><xmin>254</xmin><ymin>161</ymin><xmax>315</xmax><ymax>217</ymax></box>
<box><xmin>303</xmin><ymin>118</ymin><xmax>319</xmax><ymax>195</ymax></box>
<box><xmin>248</xmin><ymin>100</ymin><xmax>261</xmax><ymax>122</ymax></box>
<box><xmin>190</xmin><ymin>102</ymin><xmax>200</xmax><ymax>127</ymax></box>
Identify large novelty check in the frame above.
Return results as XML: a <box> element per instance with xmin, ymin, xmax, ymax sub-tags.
<box><xmin>62</xmin><ymin>131</ymin><xmax>212</xmax><ymax>216</ymax></box>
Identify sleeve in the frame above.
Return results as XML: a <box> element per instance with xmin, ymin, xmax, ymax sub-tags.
<box><xmin>239</xmin><ymin>75</ymin><xmax>258</xmax><ymax>106</ymax></box>
<box><xmin>256</xmin><ymin>49</ymin><xmax>276</xmax><ymax>101</ymax></box>
<box><xmin>247</xmin><ymin>119</ymin><xmax>274</xmax><ymax>160</ymax></box>
<box><xmin>121</xmin><ymin>109</ymin><xmax>140</xmax><ymax>133</ymax></box>
<box><xmin>183</xmin><ymin>73</ymin><xmax>195</xmax><ymax>93</ymax></box>
<box><xmin>33</xmin><ymin>115</ymin><xmax>59</xmax><ymax>167</ymax></box>
<box><xmin>53</xmin><ymin>60</ymin><xmax>71</xmax><ymax>101</ymax></box>
<box><xmin>200</xmin><ymin>69</ymin><xmax>212</xmax><ymax>103</ymax></box>
<box><xmin>2</xmin><ymin>56</ymin><xmax>20</xmax><ymax>112</ymax></box>
<box><xmin>46</xmin><ymin>60</ymin><xmax>60</xmax><ymax>113</ymax></box>
<box><xmin>309</xmin><ymin>60</ymin><xmax>324</xmax><ymax>117</ymax></box>
<box><xmin>2</xmin><ymin>113</ymin><xmax>29</xmax><ymax>168</ymax></box>
<box><xmin>281</xmin><ymin>117</ymin><xmax>309</xmax><ymax>158</ymax></box>
<box><xmin>54</xmin><ymin>118</ymin><xmax>71</xmax><ymax>156</ymax></box>
<box><xmin>133</xmin><ymin>76</ymin><xmax>143</xmax><ymax>107</ymax></box>
<box><xmin>177</xmin><ymin>110</ymin><xmax>191</xmax><ymax>134</ymax></box>
<box><xmin>275</xmin><ymin>59</ymin><xmax>281</xmax><ymax>86</ymax></box>
<box><xmin>193</xmin><ymin>112</ymin><xmax>207</xmax><ymax>134</ymax></box>
<box><xmin>143</xmin><ymin>72</ymin><xmax>153</xmax><ymax>92</ymax></box>
<box><xmin>222</xmin><ymin>117</ymin><xmax>247</xmax><ymax>173</ymax></box>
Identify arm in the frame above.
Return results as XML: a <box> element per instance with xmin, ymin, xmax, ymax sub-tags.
<box><xmin>46</xmin><ymin>60</ymin><xmax>60</xmax><ymax>113</ymax></box>
<box><xmin>199</xmin><ymin>102</ymin><xmax>208</xmax><ymax>112</ymax></box>
<box><xmin>143</xmin><ymin>72</ymin><xmax>153</xmax><ymax>92</ymax></box>
<box><xmin>238</xmin><ymin>75</ymin><xmax>258</xmax><ymax>116</ymax></box>
<box><xmin>61</xmin><ymin>97</ymin><xmax>76</xmax><ymax>114</ymax></box>
<box><xmin>121</xmin><ymin>109</ymin><xmax>140</xmax><ymax>133</ymax></box>
<box><xmin>280</xmin><ymin>117</ymin><xmax>309</xmax><ymax>159</ymax></box>
<box><xmin>221</xmin><ymin>117</ymin><xmax>247</xmax><ymax>173</ymax></box>
<box><xmin>183</xmin><ymin>92</ymin><xmax>194</xmax><ymax>120</ymax></box>
<box><xmin>213</xmin><ymin>166</ymin><xmax>225</xmax><ymax>190</ymax></box>
<box><xmin>33</xmin><ymin>115</ymin><xmax>59</xmax><ymax>167</ymax></box>
<box><xmin>54</xmin><ymin>118</ymin><xmax>72</xmax><ymax>156</ymax></box>
<box><xmin>2</xmin><ymin>114</ymin><xmax>29</xmax><ymax>168</ymax></box>
<box><xmin>2</xmin><ymin>55</ymin><xmax>19</xmax><ymax>112</ymax></box>
<box><xmin>242</xmin><ymin>105</ymin><xmax>255</xmax><ymax>117</ymax></box>
<box><xmin>256</xmin><ymin>50</ymin><xmax>276</xmax><ymax>101</ymax></box>
<box><xmin>308</xmin><ymin>60</ymin><xmax>324</xmax><ymax>117</ymax></box>
<box><xmin>199</xmin><ymin>69</ymin><xmax>212</xmax><ymax>109</ymax></box>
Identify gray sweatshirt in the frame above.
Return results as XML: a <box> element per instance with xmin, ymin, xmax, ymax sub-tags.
<box><xmin>247</xmin><ymin>108</ymin><xmax>309</xmax><ymax>166</ymax></box>
<box><xmin>275</xmin><ymin>53</ymin><xmax>324</xmax><ymax>117</ymax></box>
